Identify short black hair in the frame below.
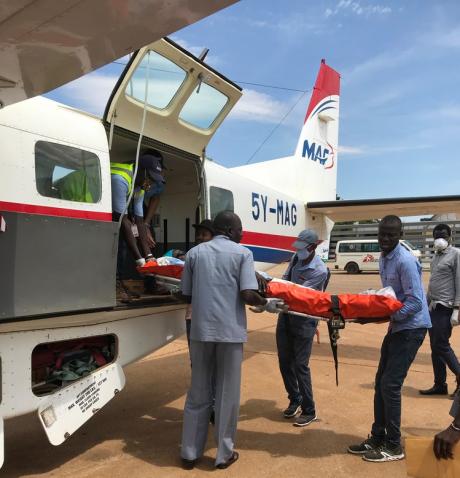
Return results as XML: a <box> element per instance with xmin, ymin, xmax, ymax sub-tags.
<box><xmin>380</xmin><ymin>215</ymin><xmax>402</xmax><ymax>231</ymax></box>
<box><xmin>433</xmin><ymin>223</ymin><xmax>451</xmax><ymax>237</ymax></box>
<box><xmin>213</xmin><ymin>211</ymin><xmax>241</xmax><ymax>234</ymax></box>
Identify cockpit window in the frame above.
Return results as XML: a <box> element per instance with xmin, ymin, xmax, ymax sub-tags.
<box><xmin>125</xmin><ymin>50</ymin><xmax>187</xmax><ymax>109</ymax></box>
<box><xmin>179</xmin><ymin>82</ymin><xmax>228</xmax><ymax>130</ymax></box>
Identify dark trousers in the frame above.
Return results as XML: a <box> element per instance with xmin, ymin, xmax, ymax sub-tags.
<box><xmin>186</xmin><ymin>319</ymin><xmax>191</xmax><ymax>348</ymax></box>
<box><xmin>276</xmin><ymin>313</ymin><xmax>317</xmax><ymax>415</ymax></box>
<box><xmin>429</xmin><ymin>304</ymin><xmax>460</xmax><ymax>386</ymax></box>
<box><xmin>371</xmin><ymin>328</ymin><xmax>427</xmax><ymax>447</ymax></box>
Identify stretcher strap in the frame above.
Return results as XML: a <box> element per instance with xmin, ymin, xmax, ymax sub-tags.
<box><xmin>329</xmin><ymin>295</ymin><xmax>341</xmax><ymax>386</ymax></box>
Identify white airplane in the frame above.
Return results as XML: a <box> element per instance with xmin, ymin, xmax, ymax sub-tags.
<box><xmin>1</xmin><ymin>0</ymin><xmax>460</xmax><ymax>469</ymax></box>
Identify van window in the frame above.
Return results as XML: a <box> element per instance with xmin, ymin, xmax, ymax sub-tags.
<box><xmin>125</xmin><ymin>50</ymin><xmax>187</xmax><ymax>109</ymax></box>
<box><xmin>35</xmin><ymin>141</ymin><xmax>101</xmax><ymax>203</ymax></box>
<box><xmin>338</xmin><ymin>242</ymin><xmax>362</xmax><ymax>253</ymax></box>
<box><xmin>179</xmin><ymin>82</ymin><xmax>228</xmax><ymax>129</ymax></box>
<box><xmin>362</xmin><ymin>242</ymin><xmax>380</xmax><ymax>253</ymax></box>
<box><xmin>210</xmin><ymin>187</ymin><xmax>234</xmax><ymax>220</ymax></box>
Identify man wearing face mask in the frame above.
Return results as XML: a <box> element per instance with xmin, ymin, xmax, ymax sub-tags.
<box><xmin>276</xmin><ymin>229</ymin><xmax>329</xmax><ymax>427</ymax></box>
<box><xmin>420</xmin><ymin>224</ymin><xmax>460</xmax><ymax>398</ymax></box>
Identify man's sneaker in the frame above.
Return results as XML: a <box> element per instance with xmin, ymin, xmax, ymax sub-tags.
<box><xmin>347</xmin><ymin>436</ymin><xmax>383</xmax><ymax>455</ymax></box>
<box><xmin>283</xmin><ymin>401</ymin><xmax>302</xmax><ymax>418</ymax></box>
<box><xmin>362</xmin><ymin>443</ymin><xmax>405</xmax><ymax>462</ymax></box>
<box><xmin>293</xmin><ymin>413</ymin><xmax>317</xmax><ymax>427</ymax></box>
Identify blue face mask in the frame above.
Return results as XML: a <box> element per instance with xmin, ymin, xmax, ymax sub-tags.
<box><xmin>296</xmin><ymin>248</ymin><xmax>311</xmax><ymax>260</ymax></box>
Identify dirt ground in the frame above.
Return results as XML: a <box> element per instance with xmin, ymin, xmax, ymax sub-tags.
<box><xmin>4</xmin><ymin>268</ymin><xmax>458</xmax><ymax>478</ymax></box>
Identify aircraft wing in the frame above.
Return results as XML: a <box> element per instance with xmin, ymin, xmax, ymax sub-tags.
<box><xmin>0</xmin><ymin>0</ymin><xmax>238</xmax><ymax>107</ymax></box>
<box><xmin>307</xmin><ymin>195</ymin><xmax>460</xmax><ymax>222</ymax></box>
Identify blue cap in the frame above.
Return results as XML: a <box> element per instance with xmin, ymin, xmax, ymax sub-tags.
<box><xmin>140</xmin><ymin>153</ymin><xmax>164</xmax><ymax>183</ymax></box>
<box><xmin>292</xmin><ymin>229</ymin><xmax>319</xmax><ymax>249</ymax></box>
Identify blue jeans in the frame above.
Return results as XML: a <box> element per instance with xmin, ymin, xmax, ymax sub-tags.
<box><xmin>371</xmin><ymin>328</ymin><xmax>427</xmax><ymax>447</ymax></box>
<box><xmin>429</xmin><ymin>304</ymin><xmax>460</xmax><ymax>386</ymax></box>
<box><xmin>276</xmin><ymin>313</ymin><xmax>317</xmax><ymax>415</ymax></box>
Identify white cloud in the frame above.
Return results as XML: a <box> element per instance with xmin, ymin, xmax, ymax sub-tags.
<box><xmin>52</xmin><ymin>72</ymin><xmax>118</xmax><ymax>116</ymax></box>
<box><xmin>343</xmin><ymin>47</ymin><xmax>414</xmax><ymax>84</ymax></box>
<box><xmin>228</xmin><ymin>89</ymin><xmax>292</xmax><ymax>123</ymax></box>
<box><xmin>418</xmin><ymin>104</ymin><xmax>460</xmax><ymax>121</ymax></box>
<box><xmin>339</xmin><ymin>143</ymin><xmax>432</xmax><ymax>158</ymax></box>
<box><xmin>170</xmin><ymin>36</ymin><xmax>221</xmax><ymax>66</ymax></box>
<box><xmin>339</xmin><ymin>145</ymin><xmax>366</xmax><ymax>155</ymax></box>
<box><xmin>325</xmin><ymin>0</ymin><xmax>391</xmax><ymax>17</ymax></box>
<box><xmin>431</xmin><ymin>26</ymin><xmax>460</xmax><ymax>48</ymax></box>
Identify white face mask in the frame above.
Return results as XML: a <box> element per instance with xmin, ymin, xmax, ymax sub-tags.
<box><xmin>434</xmin><ymin>238</ymin><xmax>449</xmax><ymax>252</ymax></box>
<box><xmin>296</xmin><ymin>248</ymin><xmax>311</xmax><ymax>260</ymax></box>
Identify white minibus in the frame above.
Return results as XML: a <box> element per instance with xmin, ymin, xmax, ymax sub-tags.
<box><xmin>334</xmin><ymin>239</ymin><xmax>422</xmax><ymax>273</ymax></box>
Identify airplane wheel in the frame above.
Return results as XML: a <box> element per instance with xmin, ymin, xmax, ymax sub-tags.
<box><xmin>345</xmin><ymin>262</ymin><xmax>360</xmax><ymax>274</ymax></box>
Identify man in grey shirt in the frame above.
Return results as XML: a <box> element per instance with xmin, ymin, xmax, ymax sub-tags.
<box><xmin>420</xmin><ymin>224</ymin><xmax>460</xmax><ymax>397</ymax></box>
<box><xmin>180</xmin><ymin>211</ymin><xmax>284</xmax><ymax>470</ymax></box>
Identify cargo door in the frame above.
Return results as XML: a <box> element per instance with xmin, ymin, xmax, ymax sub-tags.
<box><xmin>103</xmin><ymin>37</ymin><xmax>242</xmax><ymax>157</ymax></box>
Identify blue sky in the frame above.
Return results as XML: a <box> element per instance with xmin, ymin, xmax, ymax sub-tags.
<box><xmin>46</xmin><ymin>0</ymin><xmax>460</xmax><ymax>201</ymax></box>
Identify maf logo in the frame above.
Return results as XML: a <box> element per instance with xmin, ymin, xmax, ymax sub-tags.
<box><xmin>301</xmin><ymin>139</ymin><xmax>335</xmax><ymax>169</ymax></box>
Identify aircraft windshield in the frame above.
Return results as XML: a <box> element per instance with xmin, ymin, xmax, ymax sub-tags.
<box><xmin>125</xmin><ymin>50</ymin><xmax>186</xmax><ymax>109</ymax></box>
<box><xmin>179</xmin><ymin>82</ymin><xmax>229</xmax><ymax>130</ymax></box>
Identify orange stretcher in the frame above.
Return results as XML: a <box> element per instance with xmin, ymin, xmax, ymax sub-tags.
<box><xmin>137</xmin><ymin>260</ymin><xmax>183</xmax><ymax>279</ymax></box>
<box><xmin>266</xmin><ymin>280</ymin><xmax>403</xmax><ymax>320</ymax></box>
<box><xmin>265</xmin><ymin>279</ymin><xmax>402</xmax><ymax>386</ymax></box>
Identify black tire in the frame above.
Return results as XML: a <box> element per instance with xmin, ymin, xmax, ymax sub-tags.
<box><xmin>345</xmin><ymin>262</ymin><xmax>360</xmax><ymax>274</ymax></box>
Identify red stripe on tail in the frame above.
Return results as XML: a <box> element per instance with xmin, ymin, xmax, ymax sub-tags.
<box><xmin>304</xmin><ymin>59</ymin><xmax>340</xmax><ymax>123</ymax></box>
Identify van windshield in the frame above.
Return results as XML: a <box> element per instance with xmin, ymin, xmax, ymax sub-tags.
<box><xmin>402</xmin><ymin>240</ymin><xmax>416</xmax><ymax>250</ymax></box>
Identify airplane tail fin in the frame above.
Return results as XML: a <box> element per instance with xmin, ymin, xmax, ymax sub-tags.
<box><xmin>294</xmin><ymin>59</ymin><xmax>340</xmax><ymax>168</ymax></box>
<box><xmin>233</xmin><ymin>60</ymin><xmax>340</xmax><ymax>204</ymax></box>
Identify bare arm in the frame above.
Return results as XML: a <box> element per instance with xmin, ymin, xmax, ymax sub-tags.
<box><xmin>434</xmin><ymin>402</ymin><xmax>460</xmax><ymax>459</ymax></box>
<box><xmin>240</xmin><ymin>290</ymin><xmax>267</xmax><ymax>307</ymax></box>
<box><xmin>114</xmin><ymin>213</ymin><xmax>142</xmax><ymax>261</ymax></box>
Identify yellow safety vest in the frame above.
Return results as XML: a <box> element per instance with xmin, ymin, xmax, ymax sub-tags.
<box><xmin>110</xmin><ymin>162</ymin><xmax>134</xmax><ymax>193</ymax></box>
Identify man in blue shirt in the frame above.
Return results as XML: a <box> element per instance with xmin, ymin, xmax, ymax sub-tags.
<box><xmin>180</xmin><ymin>211</ymin><xmax>284</xmax><ymax>470</ymax></box>
<box><xmin>348</xmin><ymin>215</ymin><xmax>431</xmax><ymax>462</ymax></box>
<box><xmin>276</xmin><ymin>229</ymin><xmax>329</xmax><ymax>427</ymax></box>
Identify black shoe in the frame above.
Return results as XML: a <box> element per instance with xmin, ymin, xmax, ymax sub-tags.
<box><xmin>450</xmin><ymin>383</ymin><xmax>460</xmax><ymax>399</ymax></box>
<box><xmin>293</xmin><ymin>413</ymin><xmax>317</xmax><ymax>427</ymax></box>
<box><xmin>362</xmin><ymin>443</ymin><xmax>405</xmax><ymax>462</ymax></box>
<box><xmin>216</xmin><ymin>451</ymin><xmax>239</xmax><ymax>469</ymax></box>
<box><xmin>419</xmin><ymin>384</ymin><xmax>448</xmax><ymax>395</ymax></box>
<box><xmin>283</xmin><ymin>400</ymin><xmax>302</xmax><ymax>418</ymax></box>
<box><xmin>181</xmin><ymin>458</ymin><xmax>196</xmax><ymax>470</ymax></box>
<box><xmin>348</xmin><ymin>436</ymin><xmax>383</xmax><ymax>455</ymax></box>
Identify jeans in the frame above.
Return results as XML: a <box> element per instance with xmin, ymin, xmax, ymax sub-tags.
<box><xmin>276</xmin><ymin>313</ymin><xmax>317</xmax><ymax>415</ymax></box>
<box><xmin>371</xmin><ymin>328</ymin><xmax>427</xmax><ymax>447</ymax></box>
<box><xmin>429</xmin><ymin>304</ymin><xmax>460</xmax><ymax>386</ymax></box>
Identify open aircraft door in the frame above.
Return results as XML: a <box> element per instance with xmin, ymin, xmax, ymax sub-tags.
<box><xmin>103</xmin><ymin>37</ymin><xmax>242</xmax><ymax>157</ymax></box>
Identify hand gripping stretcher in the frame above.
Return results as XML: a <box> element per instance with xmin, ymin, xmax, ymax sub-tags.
<box><xmin>138</xmin><ymin>263</ymin><xmax>402</xmax><ymax>386</ymax></box>
<box><xmin>265</xmin><ymin>279</ymin><xmax>402</xmax><ymax>385</ymax></box>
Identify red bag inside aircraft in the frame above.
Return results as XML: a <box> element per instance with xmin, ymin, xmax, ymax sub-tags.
<box><xmin>266</xmin><ymin>280</ymin><xmax>403</xmax><ymax>320</ymax></box>
<box><xmin>137</xmin><ymin>261</ymin><xmax>184</xmax><ymax>279</ymax></box>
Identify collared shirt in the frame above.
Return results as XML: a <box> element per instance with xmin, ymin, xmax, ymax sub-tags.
<box><xmin>180</xmin><ymin>235</ymin><xmax>258</xmax><ymax>343</ymax></box>
<box><xmin>283</xmin><ymin>253</ymin><xmax>329</xmax><ymax>291</ymax></box>
<box><xmin>427</xmin><ymin>246</ymin><xmax>460</xmax><ymax>308</ymax></box>
<box><xmin>379</xmin><ymin>243</ymin><xmax>431</xmax><ymax>333</ymax></box>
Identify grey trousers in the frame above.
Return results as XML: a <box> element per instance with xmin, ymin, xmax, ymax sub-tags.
<box><xmin>181</xmin><ymin>340</ymin><xmax>243</xmax><ymax>466</ymax></box>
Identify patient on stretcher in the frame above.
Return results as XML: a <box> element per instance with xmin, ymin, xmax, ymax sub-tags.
<box><xmin>264</xmin><ymin>276</ymin><xmax>402</xmax><ymax>322</ymax></box>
